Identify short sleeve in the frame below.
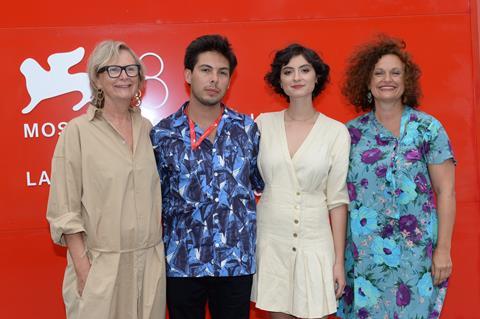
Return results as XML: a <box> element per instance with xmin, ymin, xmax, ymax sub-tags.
<box><xmin>150</xmin><ymin>123</ymin><xmax>165</xmax><ymax>179</ymax></box>
<box><xmin>425</xmin><ymin>119</ymin><xmax>456</xmax><ymax>165</ymax></box>
<box><xmin>255</xmin><ymin>113</ymin><xmax>264</xmax><ymax>133</ymax></box>
<box><xmin>326</xmin><ymin>125</ymin><xmax>351</xmax><ymax>210</ymax></box>
<box><xmin>249</xmin><ymin>119</ymin><xmax>265</xmax><ymax>193</ymax></box>
<box><xmin>46</xmin><ymin>121</ymin><xmax>85</xmax><ymax>246</ymax></box>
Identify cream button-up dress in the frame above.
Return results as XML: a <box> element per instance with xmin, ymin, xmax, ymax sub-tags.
<box><xmin>47</xmin><ymin>105</ymin><xmax>166</xmax><ymax>319</ymax></box>
<box><xmin>251</xmin><ymin>111</ymin><xmax>350</xmax><ymax>318</ymax></box>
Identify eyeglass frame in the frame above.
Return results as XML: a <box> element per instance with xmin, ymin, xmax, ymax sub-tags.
<box><xmin>97</xmin><ymin>64</ymin><xmax>141</xmax><ymax>78</ymax></box>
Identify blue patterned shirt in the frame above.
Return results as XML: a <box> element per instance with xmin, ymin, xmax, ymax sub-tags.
<box><xmin>150</xmin><ymin>102</ymin><xmax>264</xmax><ymax>277</ymax></box>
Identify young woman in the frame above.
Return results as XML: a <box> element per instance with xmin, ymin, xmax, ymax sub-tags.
<box><xmin>251</xmin><ymin>44</ymin><xmax>349</xmax><ymax>319</ymax></box>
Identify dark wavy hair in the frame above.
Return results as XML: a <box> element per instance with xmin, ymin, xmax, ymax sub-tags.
<box><xmin>265</xmin><ymin>44</ymin><xmax>330</xmax><ymax>101</ymax></box>
<box><xmin>184</xmin><ymin>34</ymin><xmax>237</xmax><ymax>74</ymax></box>
<box><xmin>342</xmin><ymin>35</ymin><xmax>422</xmax><ymax>112</ymax></box>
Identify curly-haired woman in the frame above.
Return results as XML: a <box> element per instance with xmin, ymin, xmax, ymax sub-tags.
<box><xmin>338</xmin><ymin>36</ymin><xmax>456</xmax><ymax>319</ymax></box>
<box><xmin>251</xmin><ymin>44</ymin><xmax>350</xmax><ymax>319</ymax></box>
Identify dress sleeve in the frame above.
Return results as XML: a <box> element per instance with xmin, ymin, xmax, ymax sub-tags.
<box><xmin>425</xmin><ymin>119</ymin><xmax>456</xmax><ymax>165</ymax></box>
<box><xmin>46</xmin><ymin>121</ymin><xmax>85</xmax><ymax>246</ymax></box>
<box><xmin>326</xmin><ymin>125</ymin><xmax>351</xmax><ymax>210</ymax></box>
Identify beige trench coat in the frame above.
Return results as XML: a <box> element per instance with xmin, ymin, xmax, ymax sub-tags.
<box><xmin>47</xmin><ymin>105</ymin><xmax>166</xmax><ymax>319</ymax></box>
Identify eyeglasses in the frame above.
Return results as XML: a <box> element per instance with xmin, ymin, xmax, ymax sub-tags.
<box><xmin>97</xmin><ymin>64</ymin><xmax>141</xmax><ymax>78</ymax></box>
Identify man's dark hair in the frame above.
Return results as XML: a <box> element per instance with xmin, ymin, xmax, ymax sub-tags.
<box><xmin>184</xmin><ymin>34</ymin><xmax>238</xmax><ymax>74</ymax></box>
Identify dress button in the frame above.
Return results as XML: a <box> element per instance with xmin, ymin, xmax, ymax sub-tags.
<box><xmin>293</xmin><ymin>233</ymin><xmax>298</xmax><ymax>238</ymax></box>
<box><xmin>292</xmin><ymin>247</ymin><xmax>296</xmax><ymax>252</ymax></box>
<box><xmin>212</xmin><ymin>148</ymin><xmax>216</xmax><ymax>152</ymax></box>
<box><xmin>214</xmin><ymin>172</ymin><xmax>218</xmax><ymax>177</ymax></box>
<box><xmin>214</xmin><ymin>197</ymin><xmax>219</xmax><ymax>202</ymax></box>
<box><xmin>296</xmin><ymin>192</ymin><xmax>301</xmax><ymax>196</ymax></box>
<box><xmin>294</xmin><ymin>219</ymin><xmax>299</xmax><ymax>224</ymax></box>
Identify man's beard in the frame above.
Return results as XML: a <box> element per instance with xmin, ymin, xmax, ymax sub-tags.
<box><xmin>191</xmin><ymin>89</ymin><xmax>224</xmax><ymax>106</ymax></box>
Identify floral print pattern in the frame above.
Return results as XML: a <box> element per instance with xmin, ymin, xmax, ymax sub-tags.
<box><xmin>338</xmin><ymin>107</ymin><xmax>455</xmax><ymax>319</ymax></box>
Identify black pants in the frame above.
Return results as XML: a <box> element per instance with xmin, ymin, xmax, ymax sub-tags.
<box><xmin>166</xmin><ymin>275</ymin><xmax>253</xmax><ymax>319</ymax></box>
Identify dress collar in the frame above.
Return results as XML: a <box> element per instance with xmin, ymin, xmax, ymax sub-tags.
<box><xmin>371</xmin><ymin>106</ymin><xmax>412</xmax><ymax>139</ymax></box>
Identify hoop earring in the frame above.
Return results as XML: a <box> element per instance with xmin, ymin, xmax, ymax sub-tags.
<box><xmin>92</xmin><ymin>89</ymin><xmax>104</xmax><ymax>108</ymax></box>
<box><xmin>366</xmin><ymin>91</ymin><xmax>373</xmax><ymax>104</ymax></box>
<box><xmin>132</xmin><ymin>90</ymin><xmax>142</xmax><ymax>107</ymax></box>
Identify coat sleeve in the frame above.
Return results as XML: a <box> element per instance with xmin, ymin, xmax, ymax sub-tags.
<box><xmin>46</xmin><ymin>121</ymin><xmax>85</xmax><ymax>246</ymax></box>
<box><xmin>326</xmin><ymin>125</ymin><xmax>351</xmax><ymax>211</ymax></box>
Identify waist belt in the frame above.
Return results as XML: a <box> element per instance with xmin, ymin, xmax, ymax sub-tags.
<box><xmin>88</xmin><ymin>241</ymin><xmax>162</xmax><ymax>253</ymax></box>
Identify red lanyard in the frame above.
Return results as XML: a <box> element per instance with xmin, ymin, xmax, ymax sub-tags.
<box><xmin>185</xmin><ymin>105</ymin><xmax>224</xmax><ymax>150</ymax></box>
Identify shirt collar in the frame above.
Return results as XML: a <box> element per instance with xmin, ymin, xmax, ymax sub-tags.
<box><xmin>172</xmin><ymin>101</ymin><xmax>242</xmax><ymax>128</ymax></box>
<box><xmin>370</xmin><ymin>105</ymin><xmax>412</xmax><ymax>138</ymax></box>
<box><xmin>87</xmin><ymin>104</ymin><xmax>101</xmax><ymax>121</ymax></box>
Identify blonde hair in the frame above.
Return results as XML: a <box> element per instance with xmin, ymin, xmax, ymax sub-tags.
<box><xmin>87</xmin><ymin>40</ymin><xmax>145</xmax><ymax>107</ymax></box>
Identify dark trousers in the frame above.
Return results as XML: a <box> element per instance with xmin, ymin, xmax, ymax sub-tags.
<box><xmin>166</xmin><ymin>275</ymin><xmax>253</xmax><ymax>319</ymax></box>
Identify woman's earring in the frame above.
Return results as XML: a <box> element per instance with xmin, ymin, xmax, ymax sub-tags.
<box><xmin>132</xmin><ymin>90</ymin><xmax>142</xmax><ymax>107</ymax></box>
<box><xmin>367</xmin><ymin>91</ymin><xmax>373</xmax><ymax>104</ymax></box>
<box><xmin>92</xmin><ymin>89</ymin><xmax>104</xmax><ymax>108</ymax></box>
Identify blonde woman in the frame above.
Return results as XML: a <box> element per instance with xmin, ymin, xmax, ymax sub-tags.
<box><xmin>46</xmin><ymin>40</ymin><xmax>166</xmax><ymax>319</ymax></box>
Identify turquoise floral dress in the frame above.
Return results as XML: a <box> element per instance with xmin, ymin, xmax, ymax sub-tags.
<box><xmin>338</xmin><ymin>107</ymin><xmax>455</xmax><ymax>319</ymax></box>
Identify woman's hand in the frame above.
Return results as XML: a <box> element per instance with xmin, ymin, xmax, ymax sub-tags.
<box><xmin>428</xmin><ymin>161</ymin><xmax>455</xmax><ymax>286</ymax></box>
<box><xmin>75</xmin><ymin>256</ymin><xmax>91</xmax><ymax>296</ymax></box>
<box><xmin>432</xmin><ymin>248</ymin><xmax>452</xmax><ymax>286</ymax></box>
<box><xmin>329</xmin><ymin>204</ymin><xmax>348</xmax><ymax>299</ymax></box>
<box><xmin>64</xmin><ymin>232</ymin><xmax>91</xmax><ymax>296</ymax></box>
<box><xmin>333</xmin><ymin>262</ymin><xmax>346</xmax><ymax>299</ymax></box>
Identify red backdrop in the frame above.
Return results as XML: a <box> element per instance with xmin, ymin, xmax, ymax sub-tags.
<box><xmin>1</xmin><ymin>1</ymin><xmax>479</xmax><ymax>318</ymax></box>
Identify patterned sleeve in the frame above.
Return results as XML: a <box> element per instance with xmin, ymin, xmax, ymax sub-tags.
<box><xmin>150</xmin><ymin>124</ymin><xmax>166</xmax><ymax>184</ymax></box>
<box><xmin>425</xmin><ymin>118</ymin><xmax>456</xmax><ymax>165</ymax></box>
<box><xmin>326</xmin><ymin>125</ymin><xmax>351</xmax><ymax>210</ymax></box>
<box><xmin>46</xmin><ymin>121</ymin><xmax>86</xmax><ymax>246</ymax></box>
<box><xmin>249</xmin><ymin>119</ymin><xmax>265</xmax><ymax>193</ymax></box>
<box><xmin>150</xmin><ymin>125</ymin><xmax>160</xmax><ymax>169</ymax></box>
<box><xmin>150</xmin><ymin>124</ymin><xmax>171</xmax><ymax>216</ymax></box>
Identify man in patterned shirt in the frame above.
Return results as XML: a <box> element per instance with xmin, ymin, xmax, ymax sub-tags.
<box><xmin>150</xmin><ymin>34</ymin><xmax>264</xmax><ymax>319</ymax></box>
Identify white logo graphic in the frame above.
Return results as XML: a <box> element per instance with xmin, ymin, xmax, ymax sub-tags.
<box><xmin>140</xmin><ymin>52</ymin><xmax>169</xmax><ymax>109</ymax></box>
<box><xmin>21</xmin><ymin>47</ymin><xmax>91</xmax><ymax>114</ymax></box>
<box><xmin>21</xmin><ymin>47</ymin><xmax>169</xmax><ymax>114</ymax></box>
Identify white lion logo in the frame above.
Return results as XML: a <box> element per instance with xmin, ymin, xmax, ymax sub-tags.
<box><xmin>20</xmin><ymin>47</ymin><xmax>91</xmax><ymax>114</ymax></box>
<box><xmin>20</xmin><ymin>47</ymin><xmax>169</xmax><ymax>115</ymax></box>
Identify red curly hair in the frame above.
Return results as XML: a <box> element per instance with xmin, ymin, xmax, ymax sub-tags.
<box><xmin>342</xmin><ymin>35</ymin><xmax>422</xmax><ymax>112</ymax></box>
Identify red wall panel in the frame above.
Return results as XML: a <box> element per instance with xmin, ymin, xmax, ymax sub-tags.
<box><xmin>2</xmin><ymin>0</ymin><xmax>469</xmax><ymax>28</ymax></box>
<box><xmin>1</xmin><ymin>1</ymin><xmax>478</xmax><ymax>318</ymax></box>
